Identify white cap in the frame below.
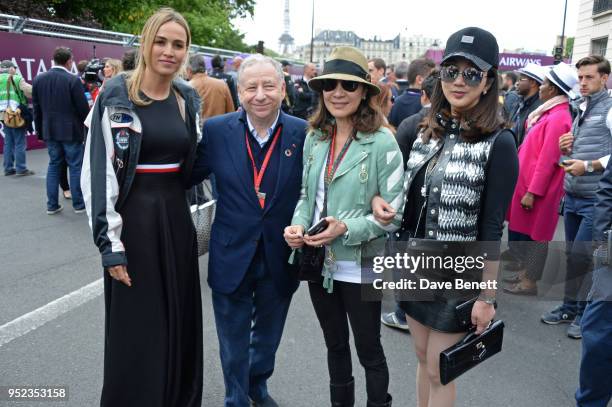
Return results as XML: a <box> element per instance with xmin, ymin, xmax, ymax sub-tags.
<box><xmin>546</xmin><ymin>62</ymin><xmax>579</xmax><ymax>99</ymax></box>
<box><xmin>518</xmin><ymin>62</ymin><xmax>547</xmax><ymax>84</ymax></box>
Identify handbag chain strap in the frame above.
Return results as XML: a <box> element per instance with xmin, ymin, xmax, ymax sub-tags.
<box><xmin>413</xmin><ymin>148</ymin><xmax>442</xmax><ymax>236</ymax></box>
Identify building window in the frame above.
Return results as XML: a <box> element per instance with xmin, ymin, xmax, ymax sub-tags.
<box><xmin>593</xmin><ymin>0</ymin><xmax>612</xmax><ymax>15</ymax></box>
<box><xmin>592</xmin><ymin>37</ymin><xmax>608</xmax><ymax>56</ymax></box>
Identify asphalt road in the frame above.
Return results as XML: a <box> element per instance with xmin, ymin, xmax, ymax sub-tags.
<box><xmin>0</xmin><ymin>149</ymin><xmax>588</xmax><ymax>407</ymax></box>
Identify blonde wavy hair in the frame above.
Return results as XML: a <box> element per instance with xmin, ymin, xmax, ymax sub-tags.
<box><xmin>127</xmin><ymin>7</ymin><xmax>191</xmax><ymax>106</ymax></box>
<box><xmin>104</xmin><ymin>58</ymin><xmax>122</xmax><ymax>77</ymax></box>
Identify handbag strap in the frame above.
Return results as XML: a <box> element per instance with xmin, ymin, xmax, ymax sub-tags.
<box><xmin>6</xmin><ymin>75</ymin><xmax>28</xmax><ymax>104</ymax></box>
<box><xmin>5</xmin><ymin>74</ymin><xmax>11</xmax><ymax>104</ymax></box>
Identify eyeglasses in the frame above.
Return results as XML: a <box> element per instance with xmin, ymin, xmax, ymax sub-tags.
<box><xmin>440</xmin><ymin>65</ymin><xmax>485</xmax><ymax>87</ymax></box>
<box><xmin>321</xmin><ymin>79</ymin><xmax>360</xmax><ymax>92</ymax></box>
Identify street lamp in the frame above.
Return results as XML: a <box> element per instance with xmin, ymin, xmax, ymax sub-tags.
<box><xmin>310</xmin><ymin>0</ymin><xmax>315</xmax><ymax>62</ymax></box>
<box><xmin>556</xmin><ymin>0</ymin><xmax>569</xmax><ymax>64</ymax></box>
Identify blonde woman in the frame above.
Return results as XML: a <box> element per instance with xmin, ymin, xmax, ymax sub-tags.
<box><xmin>81</xmin><ymin>8</ymin><xmax>203</xmax><ymax>406</ymax></box>
<box><xmin>103</xmin><ymin>58</ymin><xmax>122</xmax><ymax>79</ymax></box>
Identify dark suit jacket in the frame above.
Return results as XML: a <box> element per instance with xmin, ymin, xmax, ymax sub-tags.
<box><xmin>191</xmin><ymin>110</ymin><xmax>307</xmax><ymax>296</ymax></box>
<box><xmin>593</xmin><ymin>158</ymin><xmax>612</xmax><ymax>242</ymax></box>
<box><xmin>395</xmin><ymin>106</ymin><xmax>430</xmax><ymax>169</ymax></box>
<box><xmin>32</xmin><ymin>66</ymin><xmax>89</xmax><ymax>142</ymax></box>
<box><xmin>388</xmin><ymin>88</ymin><xmax>422</xmax><ymax>128</ymax></box>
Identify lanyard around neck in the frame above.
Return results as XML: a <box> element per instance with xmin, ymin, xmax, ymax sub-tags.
<box><xmin>325</xmin><ymin>127</ymin><xmax>353</xmax><ymax>187</ymax></box>
<box><xmin>245</xmin><ymin>125</ymin><xmax>282</xmax><ymax>208</ymax></box>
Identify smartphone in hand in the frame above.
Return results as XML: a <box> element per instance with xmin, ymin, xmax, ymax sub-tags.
<box><xmin>307</xmin><ymin>218</ymin><xmax>329</xmax><ymax>236</ymax></box>
<box><xmin>559</xmin><ymin>156</ymin><xmax>571</xmax><ymax>167</ymax></box>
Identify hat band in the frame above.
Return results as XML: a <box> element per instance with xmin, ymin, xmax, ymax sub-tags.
<box><xmin>548</xmin><ymin>70</ymin><xmax>572</xmax><ymax>94</ymax></box>
<box><xmin>323</xmin><ymin>59</ymin><xmax>370</xmax><ymax>81</ymax></box>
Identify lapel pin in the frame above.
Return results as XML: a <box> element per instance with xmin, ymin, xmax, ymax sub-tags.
<box><xmin>285</xmin><ymin>149</ymin><xmax>292</xmax><ymax>157</ymax></box>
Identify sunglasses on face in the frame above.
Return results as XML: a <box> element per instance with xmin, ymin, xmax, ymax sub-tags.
<box><xmin>440</xmin><ymin>65</ymin><xmax>485</xmax><ymax>87</ymax></box>
<box><xmin>321</xmin><ymin>79</ymin><xmax>360</xmax><ymax>92</ymax></box>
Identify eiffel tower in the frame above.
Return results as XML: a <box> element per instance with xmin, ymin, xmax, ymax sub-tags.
<box><xmin>278</xmin><ymin>0</ymin><xmax>294</xmax><ymax>56</ymax></box>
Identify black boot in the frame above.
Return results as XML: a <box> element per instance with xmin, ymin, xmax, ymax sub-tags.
<box><xmin>367</xmin><ymin>394</ymin><xmax>392</xmax><ymax>407</ymax></box>
<box><xmin>330</xmin><ymin>377</ymin><xmax>355</xmax><ymax>407</ymax></box>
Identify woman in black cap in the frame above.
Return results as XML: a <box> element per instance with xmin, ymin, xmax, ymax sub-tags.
<box><xmin>373</xmin><ymin>27</ymin><xmax>518</xmax><ymax>406</ymax></box>
<box><xmin>284</xmin><ymin>46</ymin><xmax>404</xmax><ymax>407</ymax></box>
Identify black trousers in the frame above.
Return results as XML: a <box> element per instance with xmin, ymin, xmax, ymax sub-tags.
<box><xmin>59</xmin><ymin>160</ymin><xmax>69</xmax><ymax>192</ymax></box>
<box><xmin>308</xmin><ymin>280</ymin><xmax>389</xmax><ymax>403</ymax></box>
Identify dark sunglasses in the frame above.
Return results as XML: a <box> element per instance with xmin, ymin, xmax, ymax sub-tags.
<box><xmin>321</xmin><ymin>79</ymin><xmax>360</xmax><ymax>92</ymax></box>
<box><xmin>440</xmin><ymin>65</ymin><xmax>485</xmax><ymax>87</ymax></box>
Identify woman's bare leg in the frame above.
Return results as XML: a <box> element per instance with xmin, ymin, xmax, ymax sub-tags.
<box><xmin>405</xmin><ymin>314</ymin><xmax>431</xmax><ymax>407</ymax></box>
<box><xmin>425</xmin><ymin>329</ymin><xmax>465</xmax><ymax>407</ymax></box>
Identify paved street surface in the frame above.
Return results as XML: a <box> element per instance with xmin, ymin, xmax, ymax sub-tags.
<box><xmin>0</xmin><ymin>149</ymin><xmax>585</xmax><ymax>406</ymax></box>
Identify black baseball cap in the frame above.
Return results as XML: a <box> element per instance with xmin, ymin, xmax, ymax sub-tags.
<box><xmin>441</xmin><ymin>27</ymin><xmax>499</xmax><ymax>71</ymax></box>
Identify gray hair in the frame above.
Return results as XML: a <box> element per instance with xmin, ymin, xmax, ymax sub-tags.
<box><xmin>395</xmin><ymin>61</ymin><xmax>409</xmax><ymax>79</ymax></box>
<box><xmin>189</xmin><ymin>54</ymin><xmax>207</xmax><ymax>74</ymax></box>
<box><xmin>238</xmin><ymin>54</ymin><xmax>284</xmax><ymax>85</ymax></box>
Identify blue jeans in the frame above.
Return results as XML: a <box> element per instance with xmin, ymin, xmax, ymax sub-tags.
<box><xmin>212</xmin><ymin>247</ymin><xmax>292</xmax><ymax>407</ymax></box>
<box><xmin>46</xmin><ymin>140</ymin><xmax>84</xmax><ymax>211</ymax></box>
<box><xmin>562</xmin><ymin>194</ymin><xmax>596</xmax><ymax>316</ymax></box>
<box><xmin>575</xmin><ymin>290</ymin><xmax>612</xmax><ymax>406</ymax></box>
<box><xmin>2</xmin><ymin>125</ymin><xmax>27</xmax><ymax>173</ymax></box>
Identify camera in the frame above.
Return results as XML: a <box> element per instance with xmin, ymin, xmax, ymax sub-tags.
<box><xmin>83</xmin><ymin>59</ymin><xmax>105</xmax><ymax>85</ymax></box>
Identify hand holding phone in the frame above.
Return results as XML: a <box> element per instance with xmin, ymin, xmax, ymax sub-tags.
<box><xmin>559</xmin><ymin>155</ymin><xmax>571</xmax><ymax>167</ymax></box>
<box><xmin>307</xmin><ymin>218</ymin><xmax>329</xmax><ymax>236</ymax></box>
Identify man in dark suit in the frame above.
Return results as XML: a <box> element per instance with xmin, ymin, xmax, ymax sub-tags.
<box><xmin>33</xmin><ymin>47</ymin><xmax>89</xmax><ymax>215</ymax></box>
<box><xmin>192</xmin><ymin>55</ymin><xmax>307</xmax><ymax>407</ymax></box>
<box><xmin>388</xmin><ymin>58</ymin><xmax>435</xmax><ymax>128</ymax></box>
<box><xmin>575</xmin><ymin>157</ymin><xmax>612</xmax><ymax>407</ymax></box>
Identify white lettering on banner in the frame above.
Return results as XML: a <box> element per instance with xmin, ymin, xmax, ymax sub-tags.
<box><xmin>499</xmin><ymin>57</ymin><xmax>543</xmax><ymax>68</ymax></box>
<box><xmin>6</xmin><ymin>58</ymin><xmax>79</xmax><ymax>81</ymax></box>
<box><xmin>37</xmin><ymin>59</ymin><xmax>47</xmax><ymax>76</ymax></box>
<box><xmin>21</xmin><ymin>58</ymin><xmax>35</xmax><ymax>80</ymax></box>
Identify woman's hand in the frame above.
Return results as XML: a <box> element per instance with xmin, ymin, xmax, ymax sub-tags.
<box><xmin>284</xmin><ymin>225</ymin><xmax>305</xmax><ymax>249</ymax></box>
<box><xmin>471</xmin><ymin>300</ymin><xmax>496</xmax><ymax>335</ymax></box>
<box><xmin>372</xmin><ymin>195</ymin><xmax>396</xmax><ymax>225</ymax></box>
<box><xmin>107</xmin><ymin>265</ymin><xmax>132</xmax><ymax>287</ymax></box>
<box><xmin>303</xmin><ymin>217</ymin><xmax>347</xmax><ymax>247</ymax></box>
<box><xmin>520</xmin><ymin>192</ymin><xmax>535</xmax><ymax>210</ymax></box>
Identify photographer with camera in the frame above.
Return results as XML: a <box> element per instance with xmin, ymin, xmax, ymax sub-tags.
<box><xmin>82</xmin><ymin>58</ymin><xmax>105</xmax><ymax>103</ymax></box>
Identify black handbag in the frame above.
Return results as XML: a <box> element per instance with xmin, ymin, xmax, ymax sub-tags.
<box><xmin>297</xmin><ymin>245</ymin><xmax>325</xmax><ymax>282</ymax></box>
<box><xmin>439</xmin><ymin>320</ymin><xmax>505</xmax><ymax>385</ymax></box>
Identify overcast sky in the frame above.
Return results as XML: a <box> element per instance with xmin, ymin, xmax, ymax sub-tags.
<box><xmin>234</xmin><ymin>0</ymin><xmax>579</xmax><ymax>55</ymax></box>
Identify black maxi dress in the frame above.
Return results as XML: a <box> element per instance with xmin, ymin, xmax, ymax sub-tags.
<box><xmin>100</xmin><ymin>92</ymin><xmax>203</xmax><ymax>407</ymax></box>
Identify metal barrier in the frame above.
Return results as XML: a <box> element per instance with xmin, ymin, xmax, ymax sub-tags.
<box><xmin>0</xmin><ymin>13</ymin><xmax>246</xmax><ymax>58</ymax></box>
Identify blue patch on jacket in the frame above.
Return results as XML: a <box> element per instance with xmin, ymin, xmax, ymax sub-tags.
<box><xmin>110</xmin><ymin>112</ymin><xmax>133</xmax><ymax>124</ymax></box>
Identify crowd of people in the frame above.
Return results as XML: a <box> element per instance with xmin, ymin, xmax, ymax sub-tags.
<box><xmin>1</xmin><ymin>6</ymin><xmax>611</xmax><ymax>407</ymax></box>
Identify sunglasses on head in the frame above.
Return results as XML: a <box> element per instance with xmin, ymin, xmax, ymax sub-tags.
<box><xmin>440</xmin><ymin>65</ymin><xmax>485</xmax><ymax>87</ymax></box>
<box><xmin>321</xmin><ymin>79</ymin><xmax>361</xmax><ymax>92</ymax></box>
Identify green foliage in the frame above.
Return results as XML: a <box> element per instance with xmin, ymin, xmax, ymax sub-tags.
<box><xmin>564</xmin><ymin>37</ymin><xmax>575</xmax><ymax>58</ymax></box>
<box><xmin>0</xmin><ymin>0</ymin><xmax>253</xmax><ymax>51</ymax></box>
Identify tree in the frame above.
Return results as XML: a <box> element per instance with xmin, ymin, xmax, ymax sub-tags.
<box><xmin>0</xmin><ymin>0</ymin><xmax>254</xmax><ymax>51</ymax></box>
<box><xmin>564</xmin><ymin>37</ymin><xmax>575</xmax><ymax>59</ymax></box>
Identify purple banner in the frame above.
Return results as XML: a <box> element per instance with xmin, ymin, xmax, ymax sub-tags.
<box><xmin>425</xmin><ymin>49</ymin><xmax>562</xmax><ymax>71</ymax></box>
<box><xmin>0</xmin><ymin>31</ymin><xmax>129</xmax><ymax>153</ymax></box>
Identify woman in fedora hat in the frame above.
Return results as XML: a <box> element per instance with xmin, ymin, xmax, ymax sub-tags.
<box><xmin>373</xmin><ymin>27</ymin><xmax>518</xmax><ymax>407</ymax></box>
<box><xmin>284</xmin><ymin>46</ymin><xmax>404</xmax><ymax>407</ymax></box>
<box><xmin>505</xmin><ymin>62</ymin><xmax>577</xmax><ymax>296</ymax></box>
